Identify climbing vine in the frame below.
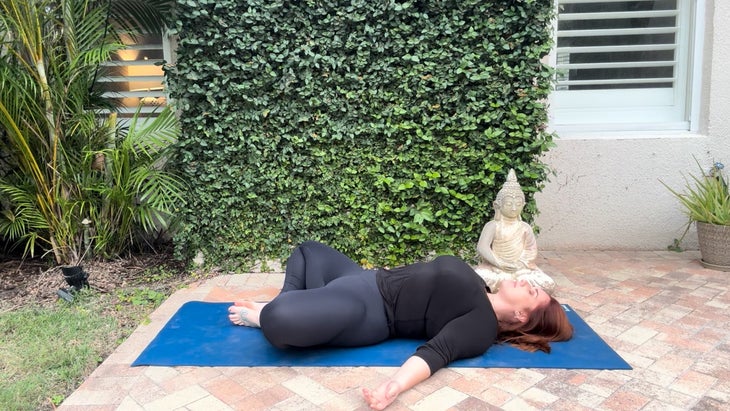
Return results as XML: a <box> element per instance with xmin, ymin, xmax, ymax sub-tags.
<box><xmin>167</xmin><ymin>0</ymin><xmax>556</xmax><ymax>267</ymax></box>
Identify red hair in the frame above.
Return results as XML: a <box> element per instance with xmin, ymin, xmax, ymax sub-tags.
<box><xmin>496</xmin><ymin>296</ymin><xmax>573</xmax><ymax>353</ymax></box>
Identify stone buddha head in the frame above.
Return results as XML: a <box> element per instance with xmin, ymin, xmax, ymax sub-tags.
<box><xmin>493</xmin><ymin>169</ymin><xmax>526</xmax><ymax>221</ymax></box>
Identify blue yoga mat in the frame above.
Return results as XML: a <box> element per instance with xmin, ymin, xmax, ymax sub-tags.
<box><xmin>132</xmin><ymin>301</ymin><xmax>631</xmax><ymax>369</ymax></box>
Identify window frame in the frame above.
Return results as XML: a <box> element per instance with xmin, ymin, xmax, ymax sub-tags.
<box><xmin>547</xmin><ymin>0</ymin><xmax>706</xmax><ymax>136</ymax></box>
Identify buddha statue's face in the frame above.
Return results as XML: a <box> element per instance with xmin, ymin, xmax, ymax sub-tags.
<box><xmin>494</xmin><ymin>169</ymin><xmax>526</xmax><ymax>220</ymax></box>
<box><xmin>497</xmin><ymin>194</ymin><xmax>525</xmax><ymax>219</ymax></box>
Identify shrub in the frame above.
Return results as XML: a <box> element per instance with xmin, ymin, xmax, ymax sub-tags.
<box><xmin>168</xmin><ymin>0</ymin><xmax>556</xmax><ymax>266</ymax></box>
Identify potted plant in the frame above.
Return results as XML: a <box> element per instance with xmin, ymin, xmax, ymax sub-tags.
<box><xmin>663</xmin><ymin>159</ymin><xmax>730</xmax><ymax>271</ymax></box>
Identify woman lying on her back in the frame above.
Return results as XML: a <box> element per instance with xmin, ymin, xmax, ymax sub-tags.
<box><xmin>228</xmin><ymin>241</ymin><xmax>573</xmax><ymax>410</ymax></box>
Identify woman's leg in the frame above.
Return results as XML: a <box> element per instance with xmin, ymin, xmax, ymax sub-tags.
<box><xmin>281</xmin><ymin>240</ymin><xmax>363</xmax><ymax>292</ymax></box>
<box><xmin>261</xmin><ymin>271</ymin><xmax>388</xmax><ymax>348</ymax></box>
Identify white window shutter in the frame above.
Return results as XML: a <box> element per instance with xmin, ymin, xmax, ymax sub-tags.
<box><xmin>550</xmin><ymin>0</ymin><xmax>696</xmax><ymax>131</ymax></box>
<box><xmin>96</xmin><ymin>33</ymin><xmax>168</xmax><ymax>117</ymax></box>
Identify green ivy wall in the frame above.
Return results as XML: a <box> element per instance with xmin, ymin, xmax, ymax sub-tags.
<box><xmin>167</xmin><ymin>0</ymin><xmax>556</xmax><ymax>267</ymax></box>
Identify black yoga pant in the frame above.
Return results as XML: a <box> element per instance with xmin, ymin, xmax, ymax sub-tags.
<box><xmin>260</xmin><ymin>241</ymin><xmax>389</xmax><ymax>348</ymax></box>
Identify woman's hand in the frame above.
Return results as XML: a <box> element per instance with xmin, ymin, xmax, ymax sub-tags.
<box><xmin>362</xmin><ymin>380</ymin><xmax>401</xmax><ymax>410</ymax></box>
<box><xmin>361</xmin><ymin>356</ymin><xmax>431</xmax><ymax>410</ymax></box>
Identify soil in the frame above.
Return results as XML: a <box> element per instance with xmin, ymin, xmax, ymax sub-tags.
<box><xmin>0</xmin><ymin>251</ymin><xmax>198</xmax><ymax>320</ymax></box>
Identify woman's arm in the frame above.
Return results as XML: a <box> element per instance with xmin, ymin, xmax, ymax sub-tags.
<box><xmin>362</xmin><ymin>355</ymin><xmax>431</xmax><ymax>410</ymax></box>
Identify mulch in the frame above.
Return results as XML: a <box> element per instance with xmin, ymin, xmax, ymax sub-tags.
<box><xmin>0</xmin><ymin>252</ymin><xmax>185</xmax><ymax>312</ymax></box>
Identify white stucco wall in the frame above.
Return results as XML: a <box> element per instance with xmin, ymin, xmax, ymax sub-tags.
<box><xmin>535</xmin><ymin>0</ymin><xmax>729</xmax><ymax>251</ymax></box>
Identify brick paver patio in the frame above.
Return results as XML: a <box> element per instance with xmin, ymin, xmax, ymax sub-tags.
<box><xmin>58</xmin><ymin>250</ymin><xmax>730</xmax><ymax>410</ymax></box>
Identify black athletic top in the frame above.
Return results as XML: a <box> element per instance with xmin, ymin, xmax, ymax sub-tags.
<box><xmin>376</xmin><ymin>255</ymin><xmax>499</xmax><ymax>374</ymax></box>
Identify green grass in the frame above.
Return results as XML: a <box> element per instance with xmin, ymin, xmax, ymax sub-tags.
<box><xmin>0</xmin><ymin>289</ymin><xmax>159</xmax><ymax>410</ymax></box>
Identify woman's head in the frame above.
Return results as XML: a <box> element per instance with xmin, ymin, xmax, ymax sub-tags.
<box><xmin>495</xmin><ymin>287</ymin><xmax>574</xmax><ymax>353</ymax></box>
<box><xmin>495</xmin><ymin>279</ymin><xmax>551</xmax><ymax>323</ymax></box>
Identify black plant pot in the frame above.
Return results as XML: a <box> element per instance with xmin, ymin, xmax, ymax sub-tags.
<box><xmin>57</xmin><ymin>265</ymin><xmax>89</xmax><ymax>302</ymax></box>
<box><xmin>61</xmin><ymin>265</ymin><xmax>89</xmax><ymax>290</ymax></box>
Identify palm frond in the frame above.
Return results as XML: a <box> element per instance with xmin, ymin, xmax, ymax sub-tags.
<box><xmin>0</xmin><ymin>177</ymin><xmax>52</xmax><ymax>257</ymax></box>
<box><xmin>109</xmin><ymin>0</ymin><xmax>174</xmax><ymax>37</ymax></box>
<box><xmin>123</xmin><ymin>106</ymin><xmax>179</xmax><ymax>158</ymax></box>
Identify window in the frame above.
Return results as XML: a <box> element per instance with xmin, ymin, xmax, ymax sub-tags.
<box><xmin>96</xmin><ymin>33</ymin><xmax>171</xmax><ymax>118</ymax></box>
<box><xmin>550</xmin><ymin>0</ymin><xmax>703</xmax><ymax>132</ymax></box>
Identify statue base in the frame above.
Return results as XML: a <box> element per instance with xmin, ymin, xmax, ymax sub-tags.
<box><xmin>474</xmin><ymin>266</ymin><xmax>556</xmax><ymax>295</ymax></box>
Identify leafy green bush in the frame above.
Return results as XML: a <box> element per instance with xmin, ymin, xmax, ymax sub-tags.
<box><xmin>168</xmin><ymin>0</ymin><xmax>556</xmax><ymax>266</ymax></box>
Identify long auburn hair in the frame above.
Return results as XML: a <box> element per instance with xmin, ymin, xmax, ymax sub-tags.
<box><xmin>496</xmin><ymin>296</ymin><xmax>574</xmax><ymax>353</ymax></box>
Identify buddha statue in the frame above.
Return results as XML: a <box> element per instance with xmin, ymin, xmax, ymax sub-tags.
<box><xmin>474</xmin><ymin>169</ymin><xmax>556</xmax><ymax>294</ymax></box>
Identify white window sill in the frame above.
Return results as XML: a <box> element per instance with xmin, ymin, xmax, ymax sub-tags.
<box><xmin>547</xmin><ymin>123</ymin><xmax>707</xmax><ymax>140</ymax></box>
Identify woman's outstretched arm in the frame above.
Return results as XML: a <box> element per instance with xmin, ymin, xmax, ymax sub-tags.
<box><xmin>362</xmin><ymin>356</ymin><xmax>431</xmax><ymax>410</ymax></box>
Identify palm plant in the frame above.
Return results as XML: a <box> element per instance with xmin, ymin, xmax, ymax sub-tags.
<box><xmin>88</xmin><ymin>107</ymin><xmax>185</xmax><ymax>259</ymax></box>
<box><xmin>0</xmin><ymin>0</ymin><xmax>116</xmax><ymax>264</ymax></box>
<box><xmin>0</xmin><ymin>0</ymin><xmax>179</xmax><ymax>265</ymax></box>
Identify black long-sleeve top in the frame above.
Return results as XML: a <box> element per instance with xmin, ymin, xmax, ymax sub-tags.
<box><xmin>376</xmin><ymin>255</ymin><xmax>498</xmax><ymax>374</ymax></box>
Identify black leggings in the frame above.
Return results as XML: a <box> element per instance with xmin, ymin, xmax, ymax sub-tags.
<box><xmin>260</xmin><ymin>241</ymin><xmax>389</xmax><ymax>348</ymax></box>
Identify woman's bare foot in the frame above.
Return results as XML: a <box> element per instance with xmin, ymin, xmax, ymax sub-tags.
<box><xmin>227</xmin><ymin>301</ymin><xmax>267</xmax><ymax>327</ymax></box>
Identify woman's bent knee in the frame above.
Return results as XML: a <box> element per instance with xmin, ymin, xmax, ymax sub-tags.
<box><xmin>260</xmin><ymin>301</ymin><xmax>295</xmax><ymax>348</ymax></box>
